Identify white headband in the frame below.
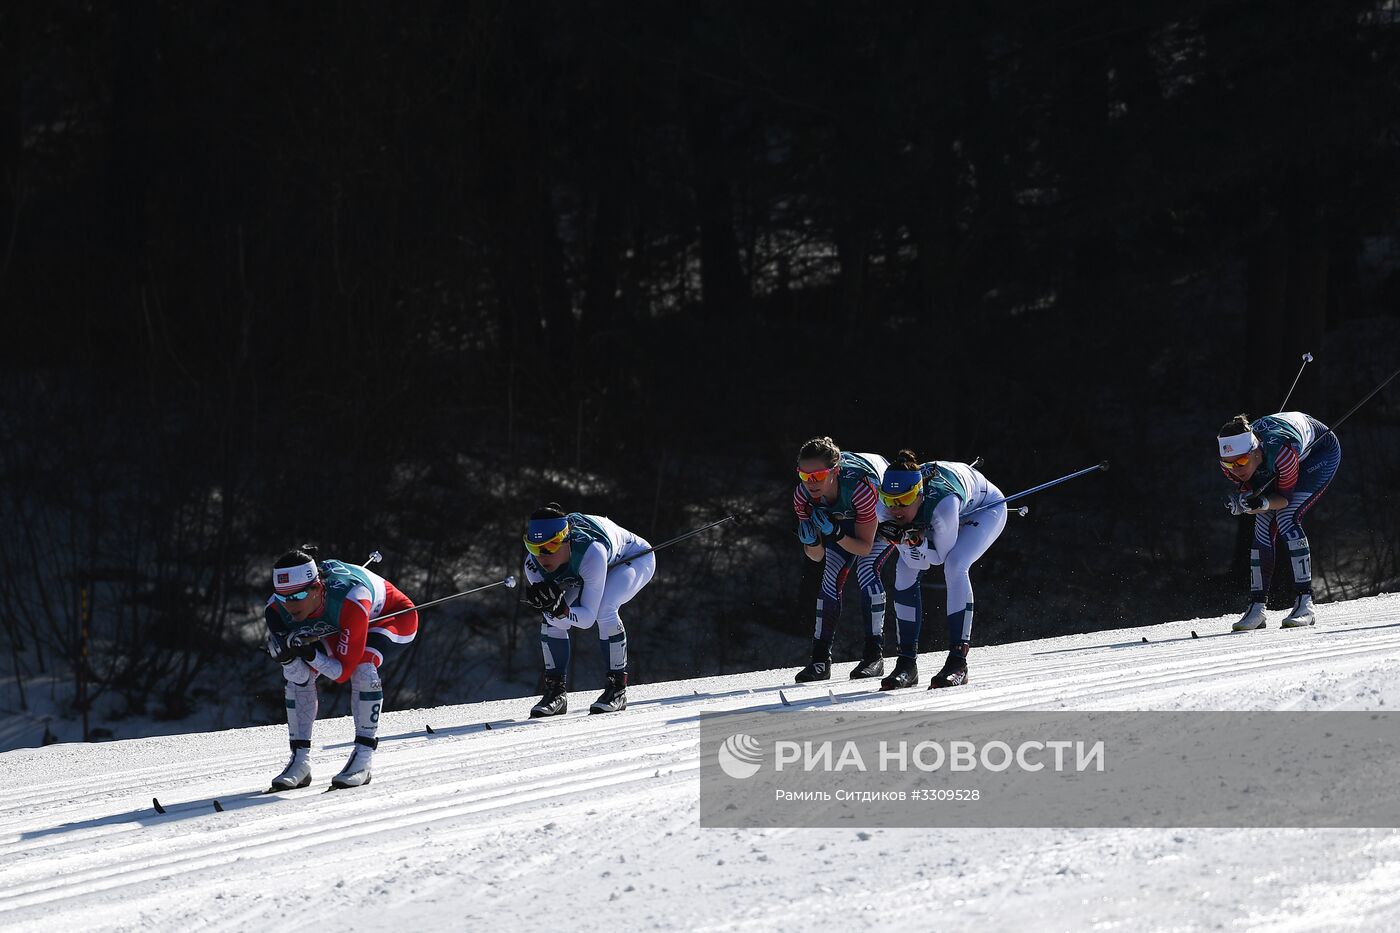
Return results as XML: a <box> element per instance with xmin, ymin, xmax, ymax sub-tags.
<box><xmin>273</xmin><ymin>559</ymin><xmax>318</xmax><ymax>594</ymax></box>
<box><xmin>1217</xmin><ymin>431</ymin><xmax>1258</xmax><ymax>458</ymax></box>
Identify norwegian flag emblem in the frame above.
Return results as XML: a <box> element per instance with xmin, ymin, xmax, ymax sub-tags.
<box><xmin>276</xmin><ymin>572</ymin><xmax>290</xmax><ymax>584</ymax></box>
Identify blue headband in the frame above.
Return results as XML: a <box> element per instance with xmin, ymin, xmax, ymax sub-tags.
<box><xmin>526</xmin><ymin>516</ymin><xmax>570</xmax><ymax>543</ymax></box>
<box><xmin>880</xmin><ymin>470</ymin><xmax>924</xmax><ymax>495</ymax></box>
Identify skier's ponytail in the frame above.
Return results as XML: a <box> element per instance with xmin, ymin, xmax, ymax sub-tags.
<box><xmin>891</xmin><ymin>448</ymin><xmax>920</xmax><ymax>471</ymax></box>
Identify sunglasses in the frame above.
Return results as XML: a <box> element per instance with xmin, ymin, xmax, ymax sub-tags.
<box><xmin>879</xmin><ymin>484</ymin><xmax>923</xmax><ymax>508</ymax></box>
<box><xmin>274</xmin><ymin>586</ymin><xmax>316</xmax><ymax>604</ymax></box>
<box><xmin>1220</xmin><ymin>453</ymin><xmax>1252</xmax><ymax>468</ymax></box>
<box><xmin>524</xmin><ymin>527</ymin><xmax>570</xmax><ymax>556</ymax></box>
<box><xmin>797</xmin><ymin>466</ymin><xmax>836</xmax><ymax>483</ymax></box>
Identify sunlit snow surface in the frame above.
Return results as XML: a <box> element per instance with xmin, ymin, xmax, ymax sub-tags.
<box><xmin>3</xmin><ymin>593</ymin><xmax>1400</xmax><ymax>931</ymax></box>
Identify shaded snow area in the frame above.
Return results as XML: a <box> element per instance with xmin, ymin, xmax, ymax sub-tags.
<box><xmin>4</xmin><ymin>593</ymin><xmax>1400</xmax><ymax>931</ymax></box>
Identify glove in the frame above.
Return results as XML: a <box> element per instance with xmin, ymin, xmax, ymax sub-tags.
<box><xmin>811</xmin><ymin>508</ymin><xmax>844</xmax><ymax>542</ymax></box>
<box><xmin>876</xmin><ymin>520</ymin><xmax>905</xmax><ymax>542</ymax></box>
<box><xmin>1225</xmin><ymin>491</ymin><xmax>1249</xmax><ymax>516</ymax></box>
<box><xmin>288</xmin><ymin>620</ymin><xmax>338</xmax><ymax>645</ymax></box>
<box><xmin>287</xmin><ymin>623</ymin><xmax>334</xmax><ymax>661</ymax></box>
<box><xmin>797</xmin><ymin>518</ymin><xmax>820</xmax><ymax>546</ymax></box>
<box><xmin>524</xmin><ymin>581</ymin><xmax>563</xmax><ymax>611</ymax></box>
<box><xmin>545</xmin><ymin>591</ymin><xmax>571</xmax><ymax>619</ymax></box>
<box><xmin>266</xmin><ymin>630</ymin><xmax>295</xmax><ymax>665</ymax></box>
<box><xmin>1243</xmin><ymin>495</ymin><xmax>1271</xmax><ymax>514</ymax></box>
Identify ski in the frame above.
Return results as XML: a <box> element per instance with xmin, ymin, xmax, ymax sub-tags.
<box><xmin>151</xmin><ymin>795</ymin><xmax>226</xmax><ymax>815</ymax></box>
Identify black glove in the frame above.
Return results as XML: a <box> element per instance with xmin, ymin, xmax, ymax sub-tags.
<box><xmin>876</xmin><ymin>520</ymin><xmax>905</xmax><ymax>542</ymax></box>
<box><xmin>287</xmin><ymin>623</ymin><xmax>335</xmax><ymax>660</ymax></box>
<box><xmin>266</xmin><ymin>630</ymin><xmax>295</xmax><ymax>665</ymax></box>
<box><xmin>525</xmin><ymin>581</ymin><xmax>564</xmax><ymax>611</ymax></box>
<box><xmin>545</xmin><ymin>590</ymin><xmax>571</xmax><ymax>619</ymax></box>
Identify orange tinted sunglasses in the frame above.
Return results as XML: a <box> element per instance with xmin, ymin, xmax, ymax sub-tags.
<box><xmin>1220</xmin><ymin>453</ymin><xmax>1251</xmax><ymax>468</ymax></box>
<box><xmin>797</xmin><ymin>466</ymin><xmax>836</xmax><ymax>483</ymax></box>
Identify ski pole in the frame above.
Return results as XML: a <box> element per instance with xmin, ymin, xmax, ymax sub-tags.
<box><xmin>962</xmin><ymin>461</ymin><xmax>1109</xmax><ymax>517</ymax></box>
<box><xmin>375</xmin><ymin>574</ymin><xmax>519</xmax><ymax>622</ymax></box>
<box><xmin>610</xmin><ymin>514</ymin><xmax>736</xmax><ymax>568</ymax></box>
<box><xmin>1278</xmin><ymin>352</ymin><xmax>1314</xmax><ymax>412</ymax></box>
<box><xmin>1248</xmin><ymin>363</ymin><xmax>1399</xmax><ymax>499</ymax></box>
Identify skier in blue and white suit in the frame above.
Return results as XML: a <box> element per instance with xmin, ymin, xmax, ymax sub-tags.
<box><xmin>520</xmin><ymin>504</ymin><xmax>654</xmax><ymax>718</ymax></box>
<box><xmin>876</xmin><ymin>449</ymin><xmax>1006</xmax><ymax>691</ymax></box>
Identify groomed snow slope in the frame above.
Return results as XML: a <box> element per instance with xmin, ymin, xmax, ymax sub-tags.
<box><xmin>4</xmin><ymin>593</ymin><xmax>1400</xmax><ymax>932</ymax></box>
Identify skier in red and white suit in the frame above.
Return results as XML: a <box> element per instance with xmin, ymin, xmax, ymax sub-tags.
<box><xmin>264</xmin><ymin>546</ymin><xmax>417</xmax><ymax>790</ymax></box>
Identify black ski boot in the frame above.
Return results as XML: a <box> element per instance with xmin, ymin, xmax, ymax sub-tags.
<box><xmin>530</xmin><ymin>674</ymin><xmax>568</xmax><ymax>718</ymax></box>
<box><xmin>795</xmin><ymin>639</ymin><xmax>833</xmax><ymax>683</ymax></box>
<box><xmin>849</xmin><ymin>636</ymin><xmax>885</xmax><ymax>679</ymax></box>
<box><xmin>879</xmin><ymin>656</ymin><xmax>919</xmax><ymax>691</ymax></box>
<box><xmin>589</xmin><ymin>671</ymin><xmax>628</xmax><ymax>714</ymax></box>
<box><xmin>928</xmin><ymin>644</ymin><xmax>970</xmax><ymax>689</ymax></box>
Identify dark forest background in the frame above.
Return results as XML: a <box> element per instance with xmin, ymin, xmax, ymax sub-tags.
<box><xmin>2</xmin><ymin>1</ymin><xmax>1399</xmax><ymax>746</ymax></box>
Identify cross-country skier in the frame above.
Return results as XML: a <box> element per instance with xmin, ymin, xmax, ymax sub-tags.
<box><xmin>521</xmin><ymin>504</ymin><xmax>655</xmax><ymax>718</ymax></box>
<box><xmin>263</xmin><ymin>546</ymin><xmax>418</xmax><ymax>790</ymax></box>
<box><xmin>874</xmin><ymin>449</ymin><xmax>1007</xmax><ymax>690</ymax></box>
<box><xmin>791</xmin><ymin>436</ymin><xmax>895</xmax><ymax>682</ymax></box>
<box><xmin>1218</xmin><ymin>412</ymin><xmax>1340</xmax><ymax>631</ymax></box>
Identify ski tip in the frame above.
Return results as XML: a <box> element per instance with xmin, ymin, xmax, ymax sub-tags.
<box><xmin>779</xmin><ymin>689</ymin><xmax>791</xmax><ymax>707</ymax></box>
<box><xmin>1191</xmin><ymin>630</ymin><xmax>1199</xmax><ymax>639</ymax></box>
<box><xmin>827</xmin><ymin>690</ymin><xmax>837</xmax><ymax>705</ymax></box>
<box><xmin>213</xmin><ymin>799</ymin><xmax>224</xmax><ymax>813</ymax></box>
<box><xmin>1141</xmin><ymin>636</ymin><xmax>1148</xmax><ymax>643</ymax></box>
<box><xmin>483</xmin><ymin>721</ymin><xmax>493</xmax><ymax>730</ymax></box>
<box><xmin>152</xmin><ymin>797</ymin><xmax>166</xmax><ymax>815</ymax></box>
<box><xmin>426</xmin><ymin>724</ymin><xmax>436</xmax><ymax>734</ymax></box>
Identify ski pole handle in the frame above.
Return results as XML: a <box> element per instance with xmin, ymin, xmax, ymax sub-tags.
<box><xmin>1278</xmin><ymin>351</ymin><xmax>1314</xmax><ymax>413</ymax></box>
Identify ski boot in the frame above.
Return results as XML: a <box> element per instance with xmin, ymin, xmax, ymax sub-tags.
<box><xmin>879</xmin><ymin>656</ymin><xmax>919</xmax><ymax>691</ymax></box>
<box><xmin>794</xmin><ymin>638</ymin><xmax>832</xmax><ymax>683</ymax></box>
<box><xmin>928</xmin><ymin>644</ymin><xmax>970</xmax><ymax>689</ymax></box>
<box><xmin>1232</xmin><ymin>602</ymin><xmax>1268</xmax><ymax>632</ymax></box>
<box><xmin>531</xmin><ymin>674</ymin><xmax>568</xmax><ymax>718</ymax></box>
<box><xmin>1281</xmin><ymin>593</ymin><xmax>1315</xmax><ymax>628</ymax></box>
<box><xmin>330</xmin><ymin>737</ymin><xmax>375</xmax><ymax>789</ymax></box>
<box><xmin>590</xmin><ymin>671</ymin><xmax>628</xmax><ymax>714</ymax></box>
<box><xmin>268</xmin><ymin>742</ymin><xmax>312</xmax><ymax>791</ymax></box>
<box><xmin>849</xmin><ymin>636</ymin><xmax>885</xmax><ymax>679</ymax></box>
